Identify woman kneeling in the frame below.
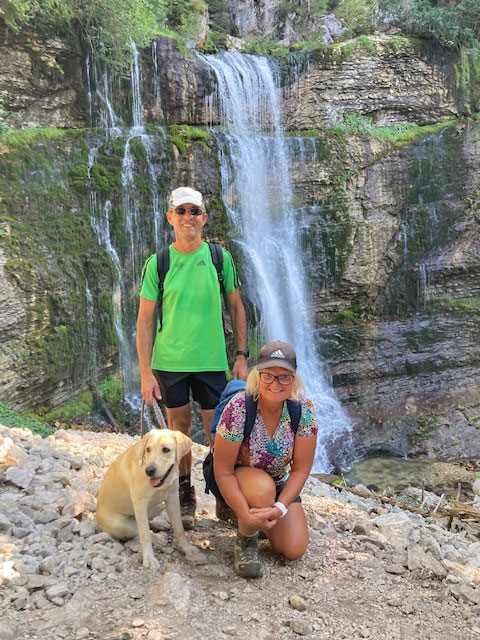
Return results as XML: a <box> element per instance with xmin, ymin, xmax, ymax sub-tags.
<box><xmin>213</xmin><ymin>340</ymin><xmax>317</xmax><ymax>578</ymax></box>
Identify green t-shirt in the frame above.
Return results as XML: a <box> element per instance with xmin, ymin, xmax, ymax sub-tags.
<box><xmin>139</xmin><ymin>242</ymin><xmax>239</xmax><ymax>372</ymax></box>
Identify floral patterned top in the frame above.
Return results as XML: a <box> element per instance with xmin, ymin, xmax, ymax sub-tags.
<box><xmin>216</xmin><ymin>392</ymin><xmax>317</xmax><ymax>486</ymax></box>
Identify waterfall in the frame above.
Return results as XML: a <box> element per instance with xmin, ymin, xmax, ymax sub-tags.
<box><xmin>84</xmin><ymin>44</ymin><xmax>168</xmax><ymax>407</ymax></box>
<box><xmin>131</xmin><ymin>41</ymin><xmax>144</xmax><ymax>132</ymax></box>
<box><xmin>199</xmin><ymin>52</ymin><xmax>353</xmax><ymax>472</ymax></box>
<box><xmin>152</xmin><ymin>40</ymin><xmax>160</xmax><ymax>100</ymax></box>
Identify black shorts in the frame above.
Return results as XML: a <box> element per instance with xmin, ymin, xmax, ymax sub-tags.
<box><xmin>202</xmin><ymin>452</ymin><xmax>301</xmax><ymax>505</ymax></box>
<box><xmin>154</xmin><ymin>371</ymin><xmax>227</xmax><ymax>410</ymax></box>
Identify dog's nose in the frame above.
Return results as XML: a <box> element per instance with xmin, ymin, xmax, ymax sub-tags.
<box><xmin>145</xmin><ymin>465</ymin><xmax>156</xmax><ymax>477</ymax></box>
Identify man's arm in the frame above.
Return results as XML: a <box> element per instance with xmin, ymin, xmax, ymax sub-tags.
<box><xmin>136</xmin><ymin>297</ymin><xmax>161</xmax><ymax>405</ymax></box>
<box><xmin>227</xmin><ymin>288</ymin><xmax>248</xmax><ymax>381</ymax></box>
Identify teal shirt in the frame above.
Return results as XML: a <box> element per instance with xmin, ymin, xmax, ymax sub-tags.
<box><xmin>139</xmin><ymin>242</ymin><xmax>238</xmax><ymax>372</ymax></box>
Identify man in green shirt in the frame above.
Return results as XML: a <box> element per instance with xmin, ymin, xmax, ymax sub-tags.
<box><xmin>137</xmin><ymin>187</ymin><xmax>248</xmax><ymax>529</ymax></box>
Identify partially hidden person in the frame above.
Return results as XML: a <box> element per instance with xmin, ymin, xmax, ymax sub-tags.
<box><xmin>136</xmin><ymin>186</ymin><xmax>248</xmax><ymax>530</ymax></box>
<box><xmin>208</xmin><ymin>340</ymin><xmax>318</xmax><ymax>578</ymax></box>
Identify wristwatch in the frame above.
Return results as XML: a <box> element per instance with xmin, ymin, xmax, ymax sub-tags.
<box><xmin>236</xmin><ymin>349</ymin><xmax>249</xmax><ymax>358</ymax></box>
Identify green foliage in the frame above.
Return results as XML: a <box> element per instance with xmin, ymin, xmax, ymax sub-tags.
<box><xmin>331</xmin><ymin>474</ymin><xmax>351</xmax><ymax>487</ymax></box>
<box><xmin>242</xmin><ymin>34</ymin><xmax>290</xmax><ymax>57</ymax></box>
<box><xmin>206</xmin><ymin>0</ymin><xmax>231</xmax><ymax>33</ymax></box>
<box><xmin>426</xmin><ymin>296</ymin><xmax>480</xmax><ymax>313</ymax></box>
<box><xmin>0</xmin><ymin>0</ymin><xmax>179</xmax><ymax>71</ymax></box>
<box><xmin>44</xmin><ymin>391</ymin><xmax>94</xmax><ymax>423</ymax></box>
<box><xmin>330</xmin><ymin>309</ymin><xmax>364</xmax><ymax>324</ymax></box>
<box><xmin>333</xmin><ymin>0</ymin><xmax>377</xmax><ymax>39</ymax></box>
<box><xmin>167</xmin><ymin>124</ymin><xmax>211</xmax><ymax>154</ymax></box>
<box><xmin>340</xmin><ymin>35</ymin><xmax>377</xmax><ymax>59</ymax></box>
<box><xmin>327</xmin><ymin>114</ymin><xmax>454</xmax><ymax>146</ymax></box>
<box><xmin>455</xmin><ymin>45</ymin><xmax>480</xmax><ymax>113</ymax></box>
<box><xmin>0</xmin><ymin>106</ymin><xmax>9</xmax><ymax>137</ymax></box>
<box><xmin>380</xmin><ymin>0</ymin><xmax>480</xmax><ymax>49</ymax></box>
<box><xmin>97</xmin><ymin>375</ymin><xmax>124</xmax><ymax>406</ymax></box>
<box><xmin>200</xmin><ymin>28</ymin><xmax>225</xmax><ymax>53</ymax></box>
<box><xmin>0</xmin><ymin>401</ymin><xmax>54</xmax><ymax>437</ymax></box>
<box><xmin>277</xmin><ymin>0</ymin><xmax>329</xmax><ymax>21</ymax></box>
<box><xmin>0</xmin><ymin>127</ymin><xmax>67</xmax><ymax>149</ymax></box>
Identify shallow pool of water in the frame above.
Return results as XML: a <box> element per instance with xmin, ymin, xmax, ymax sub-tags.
<box><xmin>345</xmin><ymin>457</ymin><xmax>475</xmax><ymax>498</ymax></box>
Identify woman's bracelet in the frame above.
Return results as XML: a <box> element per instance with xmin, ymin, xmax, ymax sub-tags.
<box><xmin>273</xmin><ymin>501</ymin><xmax>288</xmax><ymax>518</ymax></box>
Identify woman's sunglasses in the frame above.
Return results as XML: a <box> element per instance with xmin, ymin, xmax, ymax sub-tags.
<box><xmin>175</xmin><ymin>206</ymin><xmax>203</xmax><ymax>216</ymax></box>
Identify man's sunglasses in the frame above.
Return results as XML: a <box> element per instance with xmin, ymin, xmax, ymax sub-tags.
<box><xmin>175</xmin><ymin>206</ymin><xmax>204</xmax><ymax>216</ymax></box>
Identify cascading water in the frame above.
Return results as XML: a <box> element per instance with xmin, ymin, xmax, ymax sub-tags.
<box><xmin>199</xmin><ymin>52</ymin><xmax>353</xmax><ymax>472</ymax></box>
<box><xmin>84</xmin><ymin>44</ymin><xmax>168</xmax><ymax>406</ymax></box>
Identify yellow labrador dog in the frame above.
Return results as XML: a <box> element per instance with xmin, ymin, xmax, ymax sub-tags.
<box><xmin>96</xmin><ymin>428</ymin><xmax>205</xmax><ymax>568</ymax></box>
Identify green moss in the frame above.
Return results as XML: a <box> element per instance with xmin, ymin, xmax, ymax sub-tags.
<box><xmin>44</xmin><ymin>391</ymin><xmax>94</xmax><ymax>423</ymax></box>
<box><xmin>327</xmin><ymin>114</ymin><xmax>455</xmax><ymax>146</ymax></box>
<box><xmin>408</xmin><ymin>415</ymin><xmax>438</xmax><ymax>447</ymax></box>
<box><xmin>455</xmin><ymin>46</ymin><xmax>480</xmax><ymax>115</ymax></box>
<box><xmin>386</xmin><ymin>35</ymin><xmax>412</xmax><ymax>53</ymax></box>
<box><xmin>96</xmin><ymin>375</ymin><xmax>124</xmax><ymax>407</ymax></box>
<box><xmin>0</xmin><ymin>401</ymin><xmax>54</xmax><ymax>437</ymax></box>
<box><xmin>0</xmin><ymin>127</ymin><xmax>67</xmax><ymax>150</ymax></box>
<box><xmin>130</xmin><ymin>137</ymin><xmax>148</xmax><ymax>164</ymax></box>
<box><xmin>0</xmin><ymin>130</ymin><xmax>119</xmax><ymax>392</ymax></box>
<box><xmin>340</xmin><ymin>35</ymin><xmax>377</xmax><ymax>60</ymax></box>
<box><xmin>426</xmin><ymin>297</ymin><xmax>480</xmax><ymax>313</ymax></box>
<box><xmin>242</xmin><ymin>34</ymin><xmax>290</xmax><ymax>57</ymax></box>
<box><xmin>167</xmin><ymin>125</ymin><xmax>211</xmax><ymax>155</ymax></box>
<box><xmin>330</xmin><ymin>309</ymin><xmax>361</xmax><ymax>324</ymax></box>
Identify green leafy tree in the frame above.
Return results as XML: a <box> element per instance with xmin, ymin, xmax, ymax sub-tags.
<box><xmin>380</xmin><ymin>0</ymin><xmax>480</xmax><ymax>49</ymax></box>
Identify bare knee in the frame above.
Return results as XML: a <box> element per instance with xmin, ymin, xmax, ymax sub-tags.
<box><xmin>235</xmin><ymin>468</ymin><xmax>276</xmax><ymax>508</ymax></box>
<box><xmin>282</xmin><ymin>545</ymin><xmax>307</xmax><ymax>561</ymax></box>
<box><xmin>272</xmin><ymin>540</ymin><xmax>308</xmax><ymax>561</ymax></box>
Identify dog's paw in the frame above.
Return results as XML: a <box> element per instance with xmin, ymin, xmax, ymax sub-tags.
<box><xmin>183</xmin><ymin>545</ymin><xmax>208</xmax><ymax>565</ymax></box>
<box><xmin>142</xmin><ymin>552</ymin><xmax>160</xmax><ymax>569</ymax></box>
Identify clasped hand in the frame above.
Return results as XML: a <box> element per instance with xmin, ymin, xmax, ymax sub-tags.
<box><xmin>247</xmin><ymin>506</ymin><xmax>281</xmax><ymax>530</ymax></box>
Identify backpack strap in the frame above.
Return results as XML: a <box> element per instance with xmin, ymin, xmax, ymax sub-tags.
<box><xmin>208</xmin><ymin>242</ymin><xmax>229</xmax><ymax>313</ymax></box>
<box><xmin>156</xmin><ymin>248</ymin><xmax>170</xmax><ymax>332</ymax></box>
<box><xmin>243</xmin><ymin>396</ymin><xmax>302</xmax><ymax>440</ymax></box>
<box><xmin>244</xmin><ymin>393</ymin><xmax>258</xmax><ymax>440</ymax></box>
<box><xmin>286</xmin><ymin>399</ymin><xmax>302</xmax><ymax>434</ymax></box>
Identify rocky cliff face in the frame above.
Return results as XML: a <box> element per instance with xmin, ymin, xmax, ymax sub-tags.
<box><xmin>0</xmin><ymin>23</ymin><xmax>86</xmax><ymax>129</ymax></box>
<box><xmin>282</xmin><ymin>36</ymin><xmax>461</xmax><ymax>128</ymax></box>
<box><xmin>1</xmin><ymin>23</ymin><xmax>479</xmax><ymax>460</ymax></box>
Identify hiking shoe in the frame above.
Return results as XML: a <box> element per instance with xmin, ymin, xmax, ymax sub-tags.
<box><xmin>234</xmin><ymin>533</ymin><xmax>262</xmax><ymax>578</ymax></box>
<box><xmin>215</xmin><ymin>498</ymin><xmax>237</xmax><ymax>525</ymax></box>
<box><xmin>179</xmin><ymin>484</ymin><xmax>196</xmax><ymax>530</ymax></box>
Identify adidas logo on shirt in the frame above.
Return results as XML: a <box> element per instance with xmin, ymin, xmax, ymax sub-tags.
<box><xmin>197</xmin><ymin>260</ymin><xmax>207</xmax><ymax>266</ymax></box>
<box><xmin>270</xmin><ymin>349</ymin><xmax>286</xmax><ymax>358</ymax></box>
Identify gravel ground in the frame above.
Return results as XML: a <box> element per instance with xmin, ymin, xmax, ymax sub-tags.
<box><xmin>1</xmin><ymin>425</ymin><xmax>479</xmax><ymax>640</ymax></box>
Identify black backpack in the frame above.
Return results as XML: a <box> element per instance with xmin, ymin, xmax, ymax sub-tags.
<box><xmin>155</xmin><ymin>242</ymin><xmax>228</xmax><ymax>331</ymax></box>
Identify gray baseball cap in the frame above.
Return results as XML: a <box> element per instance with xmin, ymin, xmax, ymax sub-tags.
<box><xmin>257</xmin><ymin>340</ymin><xmax>297</xmax><ymax>373</ymax></box>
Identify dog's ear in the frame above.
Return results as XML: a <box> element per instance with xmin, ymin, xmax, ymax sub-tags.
<box><xmin>171</xmin><ymin>430</ymin><xmax>192</xmax><ymax>464</ymax></box>
<box><xmin>137</xmin><ymin>432</ymin><xmax>152</xmax><ymax>466</ymax></box>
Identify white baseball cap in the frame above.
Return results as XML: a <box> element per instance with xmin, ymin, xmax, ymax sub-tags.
<box><xmin>169</xmin><ymin>187</ymin><xmax>204</xmax><ymax>208</ymax></box>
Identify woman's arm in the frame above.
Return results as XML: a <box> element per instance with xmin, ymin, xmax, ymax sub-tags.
<box><xmin>275</xmin><ymin>433</ymin><xmax>317</xmax><ymax>510</ymax></box>
<box><xmin>213</xmin><ymin>434</ymin><xmax>251</xmax><ymax>519</ymax></box>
